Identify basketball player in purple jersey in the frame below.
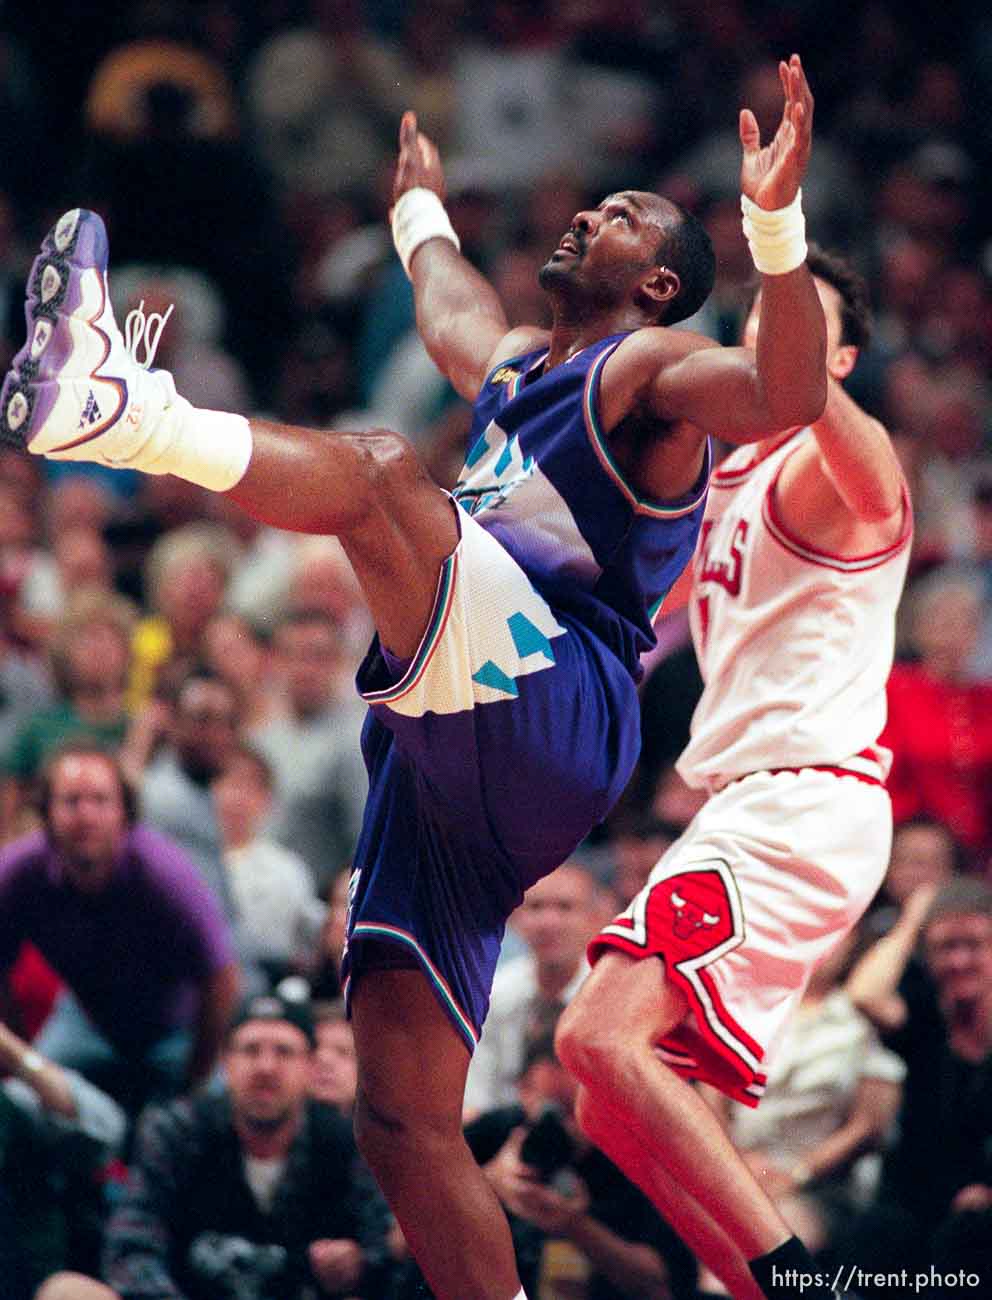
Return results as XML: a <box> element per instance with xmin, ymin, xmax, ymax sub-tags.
<box><xmin>2</xmin><ymin>57</ymin><xmax>826</xmax><ymax>1300</ymax></box>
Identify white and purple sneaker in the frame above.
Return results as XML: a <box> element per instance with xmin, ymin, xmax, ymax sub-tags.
<box><xmin>0</xmin><ymin>208</ymin><xmax>173</xmax><ymax>465</ymax></box>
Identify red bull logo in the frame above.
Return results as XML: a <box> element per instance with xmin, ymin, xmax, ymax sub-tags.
<box><xmin>661</xmin><ymin>870</ymin><xmax>734</xmax><ymax>955</ymax></box>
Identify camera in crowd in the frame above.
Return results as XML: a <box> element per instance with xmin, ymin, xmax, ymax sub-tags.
<box><xmin>520</xmin><ymin>1103</ymin><xmax>577</xmax><ymax>1184</ymax></box>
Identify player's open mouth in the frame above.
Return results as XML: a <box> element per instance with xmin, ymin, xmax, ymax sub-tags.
<box><xmin>555</xmin><ymin>234</ymin><xmax>581</xmax><ymax>257</ymax></box>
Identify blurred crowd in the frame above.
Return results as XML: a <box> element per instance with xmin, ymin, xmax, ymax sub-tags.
<box><xmin>0</xmin><ymin>0</ymin><xmax>990</xmax><ymax>1296</ymax></box>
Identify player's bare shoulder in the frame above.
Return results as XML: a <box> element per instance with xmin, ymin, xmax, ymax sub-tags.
<box><xmin>599</xmin><ymin>325</ymin><xmax>718</xmax><ymax>436</ymax></box>
<box><xmin>484</xmin><ymin>326</ymin><xmax>551</xmax><ymax>379</ymax></box>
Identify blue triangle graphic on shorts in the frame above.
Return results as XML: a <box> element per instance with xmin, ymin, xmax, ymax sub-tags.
<box><xmin>493</xmin><ymin>435</ymin><xmax>515</xmax><ymax>478</ymax></box>
<box><xmin>465</xmin><ymin>430</ymin><xmax>490</xmax><ymax>468</ymax></box>
<box><xmin>472</xmin><ymin>660</ymin><xmax>519</xmax><ymax>697</ymax></box>
<box><xmin>507</xmin><ymin>612</ymin><xmax>556</xmax><ymax>662</ymax></box>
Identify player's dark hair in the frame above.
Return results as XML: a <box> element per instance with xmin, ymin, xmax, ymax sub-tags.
<box><xmin>805</xmin><ymin>242</ymin><xmax>873</xmax><ymax>349</ymax></box>
<box><xmin>655</xmin><ymin>202</ymin><xmax>716</xmax><ymax>326</ymax></box>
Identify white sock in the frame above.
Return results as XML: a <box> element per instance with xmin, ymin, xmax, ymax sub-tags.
<box><xmin>153</xmin><ymin>394</ymin><xmax>253</xmax><ymax>492</ymax></box>
<box><xmin>39</xmin><ymin>369</ymin><xmax>253</xmax><ymax>493</ymax></box>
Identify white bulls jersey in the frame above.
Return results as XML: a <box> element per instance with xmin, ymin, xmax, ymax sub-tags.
<box><xmin>678</xmin><ymin>428</ymin><xmax>912</xmax><ymax>789</ymax></box>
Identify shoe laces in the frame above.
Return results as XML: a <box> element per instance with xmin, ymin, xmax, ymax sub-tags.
<box><xmin>123</xmin><ymin>300</ymin><xmax>175</xmax><ymax>370</ymax></box>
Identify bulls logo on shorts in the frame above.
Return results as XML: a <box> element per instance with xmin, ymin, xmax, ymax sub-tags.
<box><xmin>663</xmin><ymin>871</ymin><xmax>735</xmax><ymax>955</ymax></box>
<box><xmin>596</xmin><ymin>858</ymin><xmax>743</xmax><ymax>968</ymax></box>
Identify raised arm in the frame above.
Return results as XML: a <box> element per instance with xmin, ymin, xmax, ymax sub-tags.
<box><xmin>807</xmin><ymin>379</ymin><xmax>904</xmax><ymax>522</ymax></box>
<box><xmin>770</xmin><ymin>374</ymin><xmax>908</xmax><ymax>552</ymax></box>
<box><xmin>609</xmin><ymin>56</ymin><xmax>827</xmax><ymax>441</ymax></box>
<box><xmin>391</xmin><ymin>114</ymin><xmax>527</xmax><ymax>401</ymax></box>
<box><xmin>845</xmin><ymin>885</ymin><xmax>938</xmax><ymax>1032</ymax></box>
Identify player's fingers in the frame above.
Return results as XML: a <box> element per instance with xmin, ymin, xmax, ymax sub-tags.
<box><xmin>789</xmin><ymin>55</ymin><xmax>812</xmax><ymax>115</ymax></box>
<box><xmin>739</xmin><ymin>107</ymin><xmax>760</xmax><ymax>153</ymax></box>
<box><xmin>399</xmin><ymin>111</ymin><xmax>418</xmax><ymax>148</ymax></box>
<box><xmin>779</xmin><ymin>59</ymin><xmax>790</xmax><ymax>97</ymax></box>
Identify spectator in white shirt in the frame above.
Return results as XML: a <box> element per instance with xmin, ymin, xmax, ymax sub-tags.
<box><xmin>464</xmin><ymin>861</ymin><xmax>613</xmax><ymax>1119</ymax></box>
<box><xmin>213</xmin><ymin>743</ymin><xmax>325</xmax><ymax>988</ymax></box>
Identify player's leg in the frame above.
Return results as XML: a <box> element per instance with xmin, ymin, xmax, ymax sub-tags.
<box><xmin>0</xmin><ymin>208</ymin><xmax>458</xmax><ymax>659</ymax></box>
<box><xmin>557</xmin><ymin>954</ymin><xmax>849</xmax><ymax>1300</ymax></box>
<box><xmin>234</xmin><ymin>418</ymin><xmax>459</xmax><ymax>658</ymax></box>
<box><xmin>350</xmin><ymin>963</ymin><xmax>524</xmax><ymax>1300</ymax></box>
<box><xmin>573</xmin><ymin>1083</ymin><xmax>764</xmax><ymax>1300</ymax></box>
<box><xmin>557</xmin><ymin>952</ymin><xmax>793</xmax><ymax>1258</ymax></box>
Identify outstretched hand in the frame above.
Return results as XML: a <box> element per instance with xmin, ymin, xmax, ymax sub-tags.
<box><xmin>393</xmin><ymin>111</ymin><xmax>447</xmax><ymax>206</ymax></box>
<box><xmin>739</xmin><ymin>53</ymin><xmax>813</xmax><ymax>211</ymax></box>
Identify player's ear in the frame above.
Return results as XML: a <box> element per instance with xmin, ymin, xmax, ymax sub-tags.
<box><xmin>829</xmin><ymin>343</ymin><xmax>858</xmax><ymax>380</ymax></box>
<box><xmin>639</xmin><ymin>265</ymin><xmax>681</xmax><ymax>313</ymax></box>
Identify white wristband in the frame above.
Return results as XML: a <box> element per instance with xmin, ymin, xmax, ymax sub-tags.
<box><xmin>157</xmin><ymin>399</ymin><xmax>254</xmax><ymax>492</ymax></box>
<box><xmin>741</xmin><ymin>190</ymin><xmax>807</xmax><ymax>275</ymax></box>
<box><xmin>391</xmin><ymin>187</ymin><xmax>460</xmax><ymax>277</ymax></box>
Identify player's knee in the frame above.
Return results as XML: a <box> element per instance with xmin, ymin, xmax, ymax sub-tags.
<box><xmin>357</xmin><ymin>428</ymin><xmax>424</xmax><ymax>498</ymax></box>
<box><xmin>354</xmin><ymin>1081</ymin><xmax>460</xmax><ymax>1168</ymax></box>
<box><xmin>555</xmin><ymin>995</ymin><xmax>616</xmax><ymax>1085</ymax></box>
<box><xmin>354</xmin><ymin>1084</ymin><xmax>404</xmax><ymax>1161</ymax></box>
<box><xmin>330</xmin><ymin>427</ymin><xmax>419</xmax><ymax>531</ymax></box>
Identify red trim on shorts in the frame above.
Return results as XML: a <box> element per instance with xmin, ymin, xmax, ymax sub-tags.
<box><xmin>765</xmin><ymin>763</ymin><xmax>882</xmax><ymax>787</ymax></box>
<box><xmin>711</xmin><ymin>746</ymin><xmax>889</xmax><ymax>793</ymax></box>
<box><xmin>655</xmin><ymin>1033</ymin><xmax>768</xmax><ymax>1107</ymax></box>
<box><xmin>589</xmin><ymin>860</ymin><xmax>768</xmax><ymax>1105</ymax></box>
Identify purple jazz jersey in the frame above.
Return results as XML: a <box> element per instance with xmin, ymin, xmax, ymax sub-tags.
<box><xmin>342</xmin><ymin>336</ymin><xmax>708</xmax><ymax>1050</ymax></box>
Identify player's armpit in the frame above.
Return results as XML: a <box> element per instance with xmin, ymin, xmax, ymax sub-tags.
<box><xmin>597</xmin><ymin>326</ymin><xmax>720</xmax><ymax>434</ymax></box>
<box><xmin>484</xmin><ymin>325</ymin><xmax>551</xmax><ymax>377</ymax></box>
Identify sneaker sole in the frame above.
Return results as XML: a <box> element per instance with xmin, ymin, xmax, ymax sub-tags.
<box><xmin>0</xmin><ymin>208</ymin><xmax>129</xmax><ymax>454</ymax></box>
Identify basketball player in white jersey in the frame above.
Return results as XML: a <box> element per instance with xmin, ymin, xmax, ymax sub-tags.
<box><xmin>557</xmin><ymin>246</ymin><xmax>911</xmax><ymax>1300</ymax></box>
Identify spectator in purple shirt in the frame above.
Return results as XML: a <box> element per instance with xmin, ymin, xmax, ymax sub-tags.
<box><xmin>0</xmin><ymin>743</ymin><xmax>241</xmax><ymax>1114</ymax></box>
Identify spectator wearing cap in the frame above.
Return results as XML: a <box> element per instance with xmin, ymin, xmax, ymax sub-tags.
<box><xmin>0</xmin><ymin>744</ymin><xmax>240</xmax><ymax>1114</ymax></box>
<box><xmin>101</xmin><ymin>992</ymin><xmax>392</xmax><ymax>1300</ymax></box>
